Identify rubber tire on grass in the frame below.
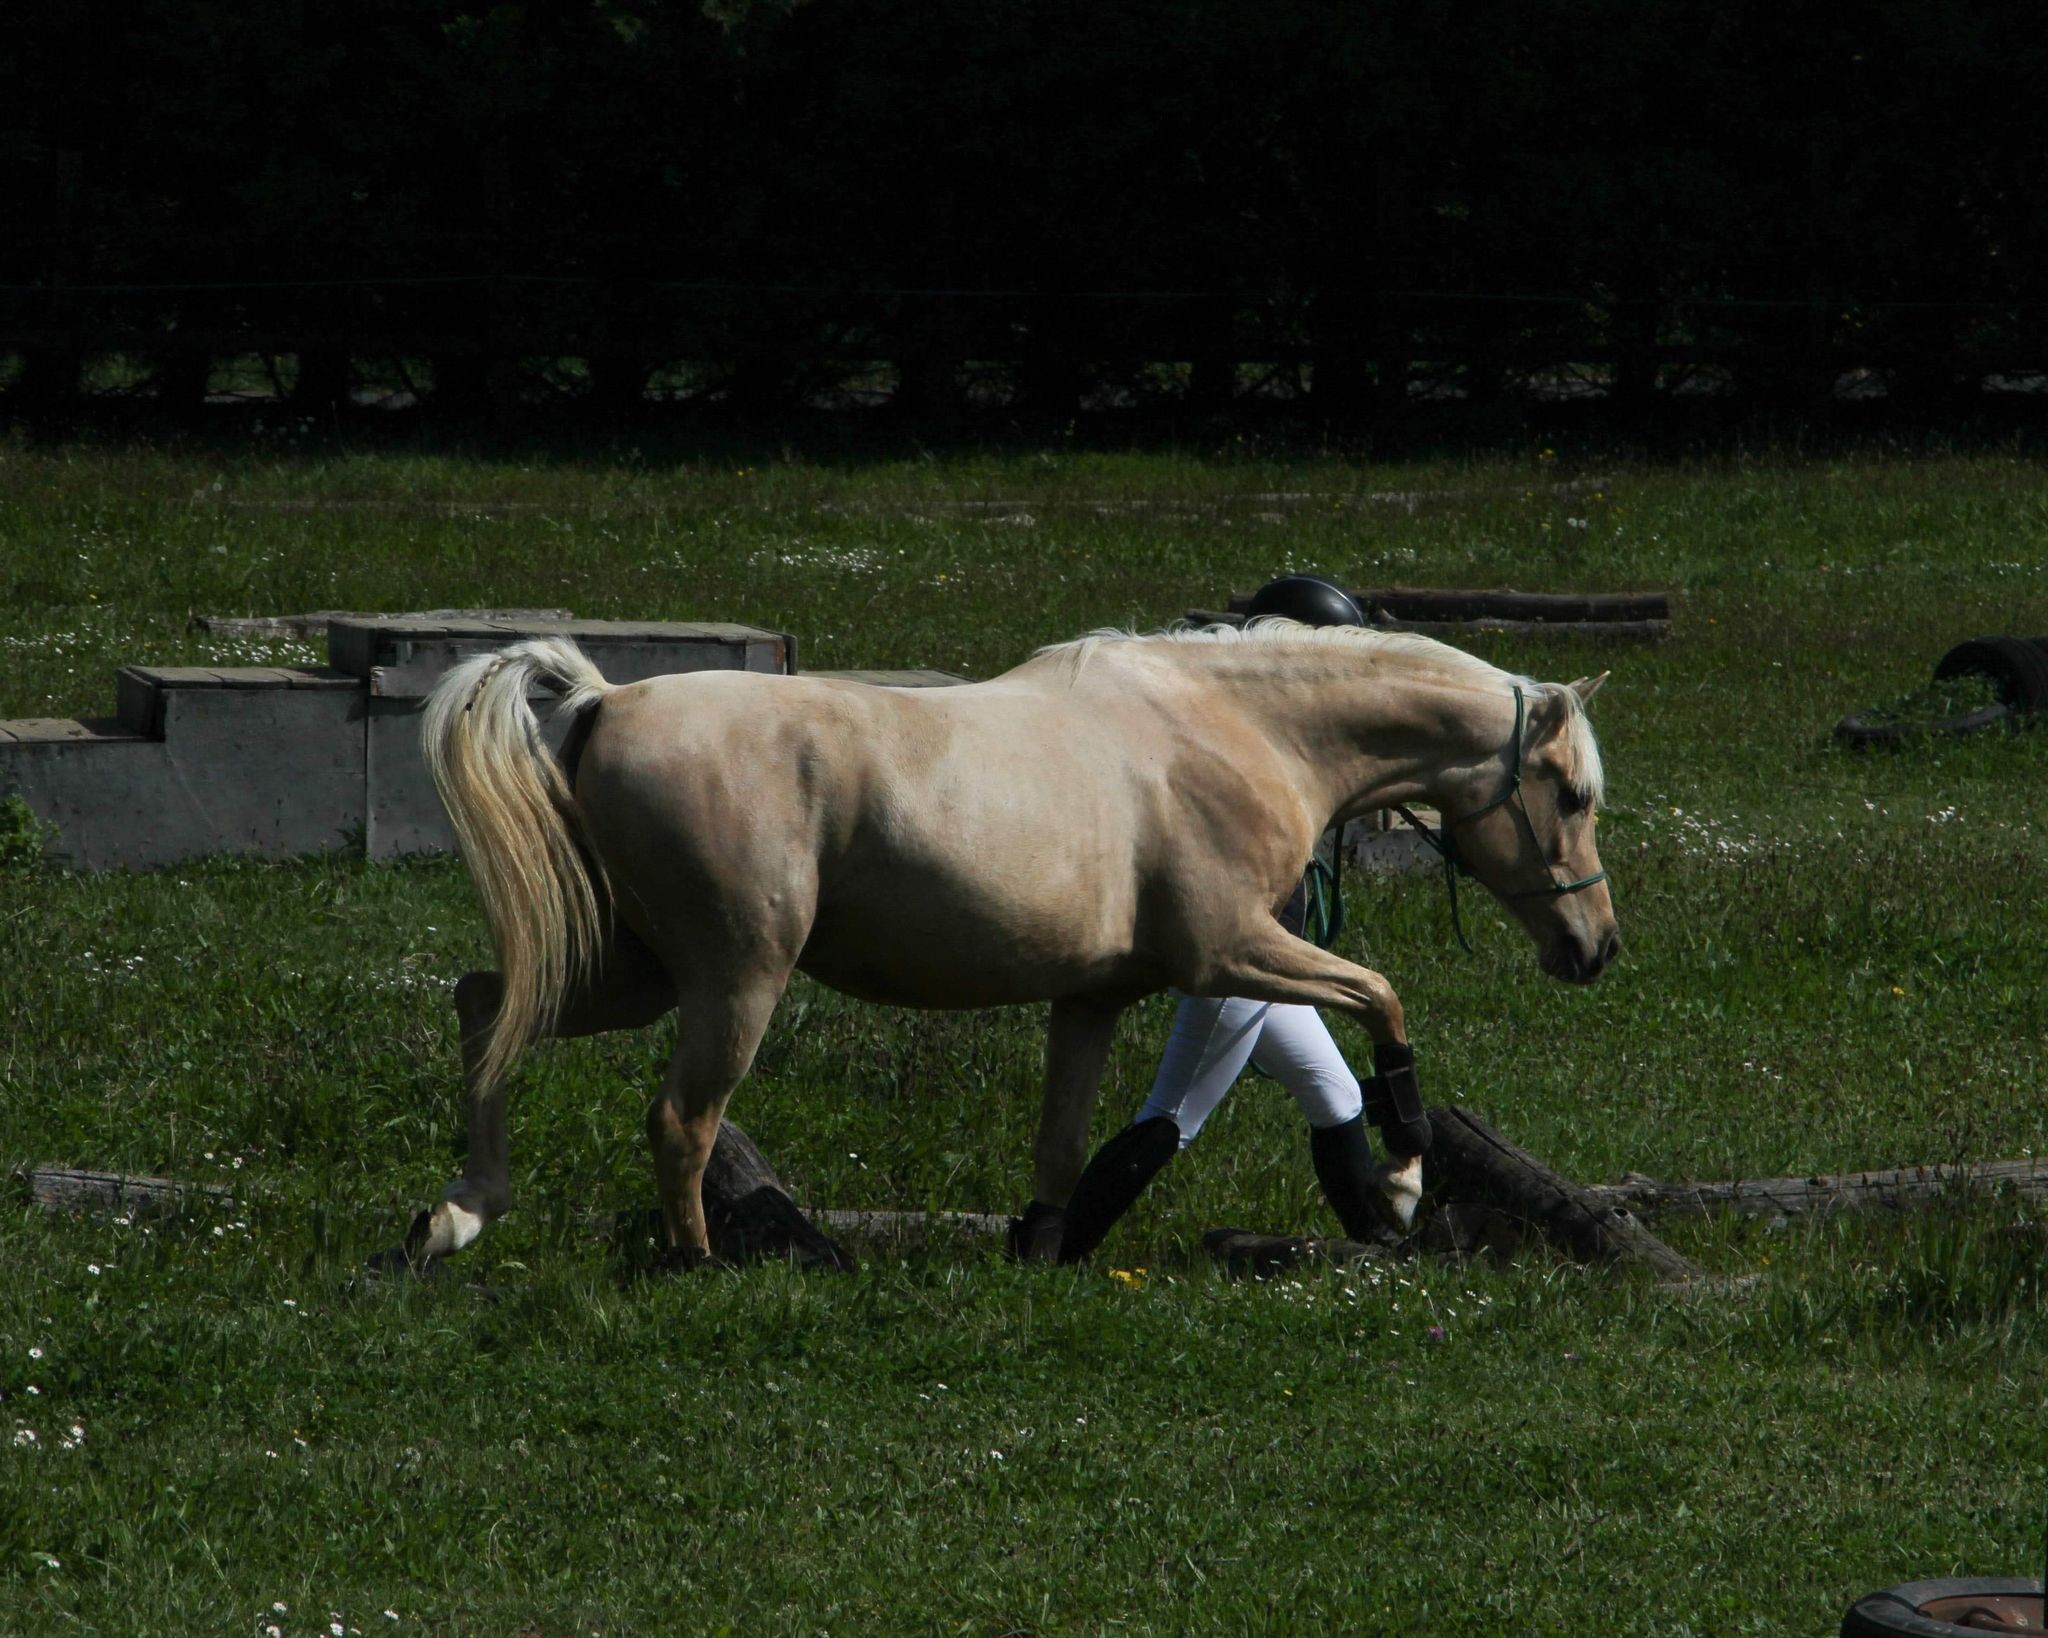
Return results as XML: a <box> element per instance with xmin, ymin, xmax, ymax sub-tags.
<box><xmin>1933</xmin><ymin>636</ymin><xmax>2048</xmax><ymax>714</ymax></box>
<box><xmin>1834</xmin><ymin>700</ymin><xmax>2009</xmax><ymax>748</ymax></box>
<box><xmin>1835</xmin><ymin>634</ymin><xmax>2048</xmax><ymax>747</ymax></box>
<box><xmin>1840</xmin><ymin>1576</ymin><xmax>2044</xmax><ymax>1636</ymax></box>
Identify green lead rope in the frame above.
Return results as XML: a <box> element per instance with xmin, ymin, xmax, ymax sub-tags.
<box><xmin>1302</xmin><ymin>833</ymin><xmax>1346</xmax><ymax>950</ymax></box>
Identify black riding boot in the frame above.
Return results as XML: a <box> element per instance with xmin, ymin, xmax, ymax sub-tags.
<box><xmin>1309</xmin><ymin>1113</ymin><xmax>1402</xmax><ymax>1244</ymax></box>
<box><xmin>1005</xmin><ymin>1199</ymin><xmax>1069</xmax><ymax>1262</ymax></box>
<box><xmin>1055</xmin><ymin>1117</ymin><xmax>1182</xmax><ymax>1265</ymax></box>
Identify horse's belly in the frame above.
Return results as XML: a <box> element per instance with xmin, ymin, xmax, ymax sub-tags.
<box><xmin>796</xmin><ymin>894</ymin><xmax>1136</xmax><ymax>1009</ymax></box>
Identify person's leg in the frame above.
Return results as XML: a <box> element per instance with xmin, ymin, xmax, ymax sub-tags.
<box><xmin>1137</xmin><ymin>994</ymin><xmax>1269</xmax><ymax>1142</ymax></box>
<box><xmin>1247</xmin><ymin>1005</ymin><xmax>1404</xmax><ymax>1242</ymax></box>
<box><xmin>1054</xmin><ymin>994</ymin><xmax>1270</xmax><ymax>1263</ymax></box>
<box><xmin>1246</xmin><ymin>1003</ymin><xmax>1362</xmax><ymax>1131</ymax></box>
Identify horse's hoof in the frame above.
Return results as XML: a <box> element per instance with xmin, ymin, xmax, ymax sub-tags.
<box><xmin>358</xmin><ymin>1208</ymin><xmax>449</xmax><ymax>1282</ymax></box>
<box><xmin>1005</xmin><ymin>1200</ymin><xmax>1068</xmax><ymax>1263</ymax></box>
<box><xmin>653</xmin><ymin>1244</ymin><xmax>728</xmax><ymax>1275</ymax></box>
<box><xmin>406</xmin><ymin>1200</ymin><xmax>485</xmax><ymax>1263</ymax></box>
<box><xmin>1372</xmin><ymin>1156</ymin><xmax>1425</xmax><ymax>1233</ymax></box>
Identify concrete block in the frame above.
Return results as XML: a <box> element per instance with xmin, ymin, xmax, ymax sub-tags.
<box><xmin>7</xmin><ymin>621</ymin><xmax>802</xmax><ymax>869</ymax></box>
<box><xmin>0</xmin><ymin>721</ymin><xmax>170</xmax><ymax>870</ymax></box>
<box><xmin>1339</xmin><ymin>810</ymin><xmax>1439</xmax><ymax>876</ymax></box>
<box><xmin>0</xmin><ymin>717</ymin><xmax>136</xmax><ymax>743</ymax></box>
<box><xmin>1</xmin><ymin>676</ymin><xmax>364</xmax><ymax>871</ymax></box>
<box><xmin>117</xmin><ymin>663</ymin><xmax>358</xmax><ymax>735</ymax></box>
<box><xmin>329</xmin><ymin>616</ymin><xmax>792</xmax><ymax>697</ymax></box>
<box><xmin>154</xmin><ymin>681</ymin><xmax>366</xmax><ymax>862</ymax></box>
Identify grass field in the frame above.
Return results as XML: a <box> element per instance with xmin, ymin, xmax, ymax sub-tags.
<box><xmin>3</xmin><ymin>433</ymin><xmax>2047</xmax><ymax>1633</ymax></box>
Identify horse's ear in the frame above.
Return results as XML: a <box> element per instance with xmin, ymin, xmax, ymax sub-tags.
<box><xmin>1570</xmin><ymin>672</ymin><xmax>1610</xmax><ymax>706</ymax></box>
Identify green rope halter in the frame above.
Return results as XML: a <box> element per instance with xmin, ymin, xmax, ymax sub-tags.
<box><xmin>1394</xmin><ymin>685</ymin><xmax>1607</xmax><ymax>954</ymax></box>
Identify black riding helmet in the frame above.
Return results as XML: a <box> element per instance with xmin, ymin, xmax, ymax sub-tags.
<box><xmin>1244</xmin><ymin>572</ymin><xmax>1364</xmax><ymax>629</ymax></box>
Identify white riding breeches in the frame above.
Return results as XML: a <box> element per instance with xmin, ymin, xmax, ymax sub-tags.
<box><xmin>1136</xmin><ymin>993</ymin><xmax>1363</xmax><ymax>1146</ymax></box>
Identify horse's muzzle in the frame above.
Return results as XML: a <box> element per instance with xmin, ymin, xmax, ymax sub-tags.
<box><xmin>1542</xmin><ymin>928</ymin><xmax>1620</xmax><ymax>985</ymax></box>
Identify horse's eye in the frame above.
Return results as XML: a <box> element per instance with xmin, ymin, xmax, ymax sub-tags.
<box><xmin>1556</xmin><ymin>787</ymin><xmax>1586</xmax><ymax>818</ymax></box>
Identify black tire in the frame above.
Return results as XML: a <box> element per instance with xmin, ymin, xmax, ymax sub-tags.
<box><xmin>1933</xmin><ymin>636</ymin><xmax>2048</xmax><ymax>715</ymax></box>
<box><xmin>1841</xmin><ymin>1576</ymin><xmax>2043</xmax><ymax>1636</ymax></box>
<box><xmin>1833</xmin><ymin>700</ymin><xmax>2010</xmax><ymax>749</ymax></box>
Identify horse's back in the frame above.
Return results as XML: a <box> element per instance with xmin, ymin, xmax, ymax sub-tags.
<box><xmin>569</xmin><ymin>665</ymin><xmax>1172</xmax><ymax>1004</ymax></box>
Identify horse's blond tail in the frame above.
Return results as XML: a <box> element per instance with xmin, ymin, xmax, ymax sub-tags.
<box><xmin>422</xmin><ymin>639</ymin><xmax>614</xmax><ymax>1091</ymax></box>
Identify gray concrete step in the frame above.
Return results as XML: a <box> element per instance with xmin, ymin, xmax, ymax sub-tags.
<box><xmin>114</xmin><ymin>664</ymin><xmax>360</xmax><ymax>736</ymax></box>
<box><xmin>0</xmin><ymin>716</ymin><xmax>148</xmax><ymax>745</ymax></box>
<box><xmin>3</xmin><ymin>615</ymin><xmax>803</xmax><ymax>869</ymax></box>
<box><xmin>328</xmin><ymin>616</ymin><xmax>791</xmax><ymax>697</ymax></box>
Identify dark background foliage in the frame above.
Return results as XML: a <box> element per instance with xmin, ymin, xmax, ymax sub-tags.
<box><xmin>6</xmin><ymin>0</ymin><xmax>2045</xmax><ymax>424</ymax></box>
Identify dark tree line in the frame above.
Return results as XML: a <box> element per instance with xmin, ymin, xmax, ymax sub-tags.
<box><xmin>6</xmin><ymin>0</ymin><xmax>2045</xmax><ymax>421</ymax></box>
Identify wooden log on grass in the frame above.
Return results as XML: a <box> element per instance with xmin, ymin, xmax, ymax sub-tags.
<box><xmin>1202</xmin><ymin>1227</ymin><xmax>1389</xmax><ymax>1277</ymax></box>
<box><xmin>1367</xmin><ymin>615</ymin><xmax>1669</xmax><ymax>643</ymax></box>
<box><xmin>1585</xmin><ymin>1157</ymin><xmax>2048</xmax><ymax>1221</ymax></box>
<box><xmin>1423</xmin><ymin>1107</ymin><xmax>1706</xmax><ymax>1283</ymax></box>
<box><xmin>1221</xmin><ymin>587</ymin><xmax>1670</xmax><ymax>624</ymax></box>
<box><xmin>1190</xmin><ymin>608</ymin><xmax>1669</xmax><ymax>643</ymax></box>
<box><xmin>1351</xmin><ymin>587</ymin><xmax>1670</xmax><ymax>624</ymax></box>
<box><xmin>812</xmin><ymin>1207</ymin><xmax>1011</xmax><ymax>1248</ymax></box>
<box><xmin>1197</xmin><ymin>1113</ymin><xmax>1701</xmax><ymax>1282</ymax></box>
<box><xmin>19</xmin><ymin>1165</ymin><xmax>234</xmax><ymax>1217</ymax></box>
<box><xmin>29</xmin><ymin>1133</ymin><xmax>852</xmax><ymax>1276</ymax></box>
<box><xmin>701</xmin><ymin>1121</ymin><xmax>857</xmax><ymax>1271</ymax></box>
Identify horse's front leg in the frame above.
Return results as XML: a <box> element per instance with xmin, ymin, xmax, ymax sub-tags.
<box><xmin>1192</xmin><ymin>925</ymin><xmax>1428</xmax><ymax>1231</ymax></box>
<box><xmin>1008</xmin><ymin>996</ymin><xmax>1125</xmax><ymax>1261</ymax></box>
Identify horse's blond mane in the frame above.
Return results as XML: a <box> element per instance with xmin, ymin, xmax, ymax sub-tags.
<box><xmin>1035</xmin><ymin>618</ymin><xmax>1604</xmax><ymax>805</ymax></box>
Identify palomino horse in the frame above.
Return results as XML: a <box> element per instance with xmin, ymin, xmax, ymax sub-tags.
<box><xmin>403</xmin><ymin>621</ymin><xmax>1618</xmax><ymax>1266</ymax></box>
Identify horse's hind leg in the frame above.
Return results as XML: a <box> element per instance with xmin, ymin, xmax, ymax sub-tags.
<box><xmin>406</xmin><ymin>928</ymin><xmax>675</xmax><ymax>1266</ymax></box>
<box><xmin>645</xmin><ymin>971</ymin><xmax>789</xmax><ymax>1266</ymax></box>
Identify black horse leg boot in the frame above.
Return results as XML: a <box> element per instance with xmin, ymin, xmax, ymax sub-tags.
<box><xmin>1055</xmin><ymin>1117</ymin><xmax>1182</xmax><ymax>1265</ymax></box>
<box><xmin>1358</xmin><ymin>1039</ymin><xmax>1430</xmax><ymax>1230</ymax></box>
<box><xmin>1309</xmin><ymin>1114</ymin><xmax>1405</xmax><ymax>1243</ymax></box>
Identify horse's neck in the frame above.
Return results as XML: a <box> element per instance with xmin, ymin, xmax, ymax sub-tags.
<box><xmin>1179</xmin><ymin>646</ymin><xmax>1508</xmax><ymax>821</ymax></box>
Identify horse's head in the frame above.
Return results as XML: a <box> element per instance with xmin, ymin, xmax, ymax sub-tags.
<box><xmin>1436</xmin><ymin>674</ymin><xmax>1619</xmax><ymax>984</ymax></box>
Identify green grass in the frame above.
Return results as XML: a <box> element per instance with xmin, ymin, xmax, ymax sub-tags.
<box><xmin>3</xmin><ymin>435</ymin><xmax>2048</xmax><ymax>1633</ymax></box>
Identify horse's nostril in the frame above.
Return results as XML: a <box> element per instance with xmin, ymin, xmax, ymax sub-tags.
<box><xmin>1602</xmin><ymin>930</ymin><xmax>1623</xmax><ymax>966</ymax></box>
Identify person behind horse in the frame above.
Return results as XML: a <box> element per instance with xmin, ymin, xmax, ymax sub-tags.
<box><xmin>1043</xmin><ymin>574</ymin><xmax>1430</xmax><ymax>1264</ymax></box>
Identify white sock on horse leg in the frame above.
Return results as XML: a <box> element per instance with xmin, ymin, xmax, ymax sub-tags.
<box><xmin>1373</xmin><ymin>1154</ymin><xmax>1424</xmax><ymax>1231</ymax></box>
<box><xmin>416</xmin><ymin>1199</ymin><xmax>486</xmax><ymax>1260</ymax></box>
